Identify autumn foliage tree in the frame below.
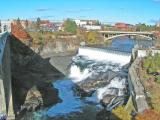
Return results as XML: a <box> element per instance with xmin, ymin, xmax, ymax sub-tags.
<box><xmin>85</xmin><ymin>31</ymin><xmax>99</xmax><ymax>44</ymax></box>
<box><xmin>11</xmin><ymin>18</ymin><xmax>32</xmax><ymax>45</ymax></box>
<box><xmin>136</xmin><ymin>109</ymin><xmax>160</xmax><ymax>120</ymax></box>
<box><xmin>112</xmin><ymin>106</ymin><xmax>131</xmax><ymax>120</ymax></box>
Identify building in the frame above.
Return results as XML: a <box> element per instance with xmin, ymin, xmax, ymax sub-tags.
<box><xmin>74</xmin><ymin>19</ymin><xmax>101</xmax><ymax>30</ymax></box>
<box><xmin>74</xmin><ymin>20</ymin><xmax>87</xmax><ymax>27</ymax></box>
<box><xmin>83</xmin><ymin>25</ymin><xmax>101</xmax><ymax>30</ymax></box>
<box><xmin>115</xmin><ymin>23</ymin><xmax>134</xmax><ymax>31</ymax></box>
<box><xmin>74</xmin><ymin>19</ymin><xmax>99</xmax><ymax>26</ymax></box>
<box><xmin>54</xmin><ymin>22</ymin><xmax>63</xmax><ymax>31</ymax></box>
<box><xmin>40</xmin><ymin>20</ymin><xmax>63</xmax><ymax>32</ymax></box>
<box><xmin>0</xmin><ymin>20</ymin><xmax>12</xmax><ymax>33</ymax></box>
<box><xmin>156</xmin><ymin>21</ymin><xmax>160</xmax><ymax>27</ymax></box>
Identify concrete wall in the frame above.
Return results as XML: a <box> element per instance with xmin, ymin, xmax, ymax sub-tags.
<box><xmin>138</xmin><ymin>49</ymin><xmax>160</xmax><ymax>57</ymax></box>
<box><xmin>128</xmin><ymin>58</ymin><xmax>149</xmax><ymax>113</ymax></box>
<box><xmin>0</xmin><ymin>32</ymin><xmax>14</xmax><ymax>119</ymax></box>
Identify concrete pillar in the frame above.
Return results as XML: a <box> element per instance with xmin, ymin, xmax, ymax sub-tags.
<box><xmin>0</xmin><ymin>34</ymin><xmax>15</xmax><ymax>119</ymax></box>
<box><xmin>0</xmin><ymin>78</ymin><xmax>7</xmax><ymax>116</ymax></box>
<box><xmin>3</xmin><ymin>40</ymin><xmax>15</xmax><ymax>119</ymax></box>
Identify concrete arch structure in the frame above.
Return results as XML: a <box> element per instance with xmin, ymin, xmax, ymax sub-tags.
<box><xmin>98</xmin><ymin>31</ymin><xmax>154</xmax><ymax>41</ymax></box>
<box><xmin>104</xmin><ymin>34</ymin><xmax>153</xmax><ymax>41</ymax></box>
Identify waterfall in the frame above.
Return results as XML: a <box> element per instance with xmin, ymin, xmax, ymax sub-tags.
<box><xmin>47</xmin><ymin>46</ymin><xmax>131</xmax><ymax>117</ymax></box>
<box><xmin>78</xmin><ymin>47</ymin><xmax>131</xmax><ymax>66</ymax></box>
<box><xmin>70</xmin><ymin>47</ymin><xmax>131</xmax><ymax>108</ymax></box>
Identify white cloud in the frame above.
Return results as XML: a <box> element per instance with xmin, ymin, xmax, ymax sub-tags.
<box><xmin>153</xmin><ymin>0</ymin><xmax>160</xmax><ymax>2</ymax></box>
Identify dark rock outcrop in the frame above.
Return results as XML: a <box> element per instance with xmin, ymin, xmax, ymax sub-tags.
<box><xmin>75</xmin><ymin>71</ymin><xmax>118</xmax><ymax>96</ymax></box>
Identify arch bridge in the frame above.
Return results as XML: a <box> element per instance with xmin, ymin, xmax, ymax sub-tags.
<box><xmin>99</xmin><ymin>31</ymin><xmax>154</xmax><ymax>41</ymax></box>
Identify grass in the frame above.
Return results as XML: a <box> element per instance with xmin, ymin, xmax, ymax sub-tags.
<box><xmin>139</xmin><ymin>58</ymin><xmax>160</xmax><ymax>113</ymax></box>
<box><xmin>125</xmin><ymin>96</ymin><xmax>135</xmax><ymax>113</ymax></box>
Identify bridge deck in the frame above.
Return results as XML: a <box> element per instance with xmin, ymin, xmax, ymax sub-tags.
<box><xmin>99</xmin><ymin>31</ymin><xmax>153</xmax><ymax>35</ymax></box>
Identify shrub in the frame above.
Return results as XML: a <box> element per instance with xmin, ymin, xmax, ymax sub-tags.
<box><xmin>136</xmin><ymin>109</ymin><xmax>160</xmax><ymax>120</ymax></box>
<box><xmin>112</xmin><ymin>106</ymin><xmax>131</xmax><ymax>120</ymax></box>
<box><xmin>156</xmin><ymin>76</ymin><xmax>160</xmax><ymax>83</ymax></box>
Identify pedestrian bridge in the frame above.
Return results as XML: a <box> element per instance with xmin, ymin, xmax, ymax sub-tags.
<box><xmin>98</xmin><ymin>31</ymin><xmax>154</xmax><ymax>41</ymax></box>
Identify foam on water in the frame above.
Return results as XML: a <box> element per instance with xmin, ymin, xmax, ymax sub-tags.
<box><xmin>78</xmin><ymin>47</ymin><xmax>131</xmax><ymax>66</ymax></box>
<box><xmin>47</xmin><ymin>47</ymin><xmax>131</xmax><ymax>117</ymax></box>
<box><xmin>69</xmin><ymin>65</ymin><xmax>91</xmax><ymax>83</ymax></box>
<box><xmin>96</xmin><ymin>77</ymin><xmax>126</xmax><ymax>100</ymax></box>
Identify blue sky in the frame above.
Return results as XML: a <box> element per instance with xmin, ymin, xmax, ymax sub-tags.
<box><xmin>0</xmin><ymin>0</ymin><xmax>160</xmax><ymax>24</ymax></box>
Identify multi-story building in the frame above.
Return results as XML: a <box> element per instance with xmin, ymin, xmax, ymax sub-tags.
<box><xmin>115</xmin><ymin>22</ymin><xmax>134</xmax><ymax>31</ymax></box>
<box><xmin>0</xmin><ymin>20</ymin><xmax>12</xmax><ymax>33</ymax></box>
<box><xmin>74</xmin><ymin>19</ymin><xmax>101</xmax><ymax>30</ymax></box>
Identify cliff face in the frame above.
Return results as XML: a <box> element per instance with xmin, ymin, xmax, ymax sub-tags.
<box><xmin>10</xmin><ymin>35</ymin><xmax>63</xmax><ymax>118</ymax></box>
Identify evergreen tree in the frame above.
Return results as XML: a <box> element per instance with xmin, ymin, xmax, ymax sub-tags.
<box><xmin>25</xmin><ymin>19</ymin><xmax>29</xmax><ymax>29</ymax></box>
<box><xmin>36</xmin><ymin>17</ymin><xmax>41</xmax><ymax>29</ymax></box>
<box><xmin>16</xmin><ymin>18</ymin><xmax>21</xmax><ymax>26</ymax></box>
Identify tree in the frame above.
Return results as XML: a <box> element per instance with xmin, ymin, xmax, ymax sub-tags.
<box><xmin>36</xmin><ymin>17</ymin><xmax>41</xmax><ymax>29</ymax></box>
<box><xmin>64</xmin><ymin>19</ymin><xmax>77</xmax><ymax>34</ymax></box>
<box><xmin>112</xmin><ymin>106</ymin><xmax>131</xmax><ymax>120</ymax></box>
<box><xmin>16</xmin><ymin>18</ymin><xmax>22</xmax><ymax>27</ymax></box>
<box><xmin>25</xmin><ymin>19</ymin><xmax>29</xmax><ymax>29</ymax></box>
<box><xmin>136</xmin><ymin>23</ymin><xmax>156</xmax><ymax>31</ymax></box>
<box><xmin>136</xmin><ymin>109</ymin><xmax>160</xmax><ymax>120</ymax></box>
<box><xmin>96</xmin><ymin>20</ymin><xmax>100</xmax><ymax>25</ymax></box>
<box><xmin>86</xmin><ymin>31</ymin><xmax>98</xmax><ymax>44</ymax></box>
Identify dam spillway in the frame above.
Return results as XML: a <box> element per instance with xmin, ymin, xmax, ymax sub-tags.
<box><xmin>78</xmin><ymin>47</ymin><xmax>131</xmax><ymax>66</ymax></box>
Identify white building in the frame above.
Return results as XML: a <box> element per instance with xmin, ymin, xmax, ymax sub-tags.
<box><xmin>74</xmin><ymin>20</ymin><xmax>87</xmax><ymax>27</ymax></box>
<box><xmin>83</xmin><ymin>25</ymin><xmax>101</xmax><ymax>30</ymax></box>
<box><xmin>0</xmin><ymin>20</ymin><xmax>12</xmax><ymax>33</ymax></box>
<box><xmin>74</xmin><ymin>19</ymin><xmax>101</xmax><ymax>30</ymax></box>
<box><xmin>156</xmin><ymin>21</ymin><xmax>160</xmax><ymax>27</ymax></box>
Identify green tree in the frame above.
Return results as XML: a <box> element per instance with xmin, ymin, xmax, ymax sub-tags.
<box><xmin>136</xmin><ymin>23</ymin><xmax>156</xmax><ymax>31</ymax></box>
<box><xmin>16</xmin><ymin>18</ymin><xmax>21</xmax><ymax>26</ymax></box>
<box><xmin>25</xmin><ymin>19</ymin><xmax>29</xmax><ymax>29</ymax></box>
<box><xmin>96</xmin><ymin>20</ymin><xmax>100</xmax><ymax>25</ymax></box>
<box><xmin>64</xmin><ymin>19</ymin><xmax>77</xmax><ymax>34</ymax></box>
<box><xmin>36</xmin><ymin>17</ymin><xmax>41</xmax><ymax>29</ymax></box>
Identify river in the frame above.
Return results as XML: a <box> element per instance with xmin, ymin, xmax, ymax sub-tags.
<box><xmin>31</xmin><ymin>37</ymin><xmax>153</xmax><ymax>120</ymax></box>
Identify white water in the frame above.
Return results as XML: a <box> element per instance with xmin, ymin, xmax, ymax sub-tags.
<box><xmin>47</xmin><ymin>47</ymin><xmax>131</xmax><ymax>117</ymax></box>
<box><xmin>69</xmin><ymin>65</ymin><xmax>91</xmax><ymax>83</ymax></box>
<box><xmin>78</xmin><ymin>47</ymin><xmax>131</xmax><ymax>66</ymax></box>
<box><xmin>96</xmin><ymin>77</ymin><xmax>126</xmax><ymax>100</ymax></box>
